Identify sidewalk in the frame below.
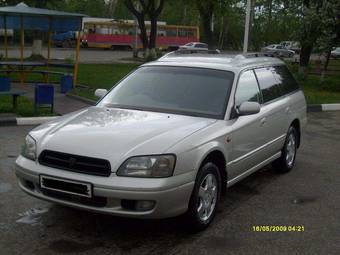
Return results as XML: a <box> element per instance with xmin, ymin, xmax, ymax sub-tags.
<box><xmin>12</xmin><ymin>83</ymin><xmax>91</xmax><ymax>115</ymax></box>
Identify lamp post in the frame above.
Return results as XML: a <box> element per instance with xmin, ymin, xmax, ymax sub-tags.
<box><xmin>243</xmin><ymin>0</ymin><xmax>251</xmax><ymax>54</ymax></box>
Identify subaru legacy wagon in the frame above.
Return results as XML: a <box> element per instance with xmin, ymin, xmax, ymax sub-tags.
<box><xmin>16</xmin><ymin>52</ymin><xmax>307</xmax><ymax>230</ymax></box>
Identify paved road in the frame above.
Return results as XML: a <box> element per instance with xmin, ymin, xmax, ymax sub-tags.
<box><xmin>0</xmin><ymin>112</ymin><xmax>339</xmax><ymax>255</ymax></box>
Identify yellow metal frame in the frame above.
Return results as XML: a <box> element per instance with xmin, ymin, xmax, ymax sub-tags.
<box><xmin>4</xmin><ymin>15</ymin><xmax>8</xmax><ymax>59</ymax></box>
<box><xmin>1</xmin><ymin>15</ymin><xmax>82</xmax><ymax>88</ymax></box>
<box><xmin>73</xmin><ymin>30</ymin><xmax>81</xmax><ymax>87</ymax></box>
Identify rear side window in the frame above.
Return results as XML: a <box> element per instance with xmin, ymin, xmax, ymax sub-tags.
<box><xmin>235</xmin><ymin>70</ymin><xmax>261</xmax><ymax>107</ymax></box>
<box><xmin>255</xmin><ymin>67</ymin><xmax>283</xmax><ymax>103</ymax></box>
<box><xmin>272</xmin><ymin>65</ymin><xmax>300</xmax><ymax>94</ymax></box>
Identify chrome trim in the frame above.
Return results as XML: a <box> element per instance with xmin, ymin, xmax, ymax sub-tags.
<box><xmin>227</xmin><ymin>134</ymin><xmax>286</xmax><ymax>166</ymax></box>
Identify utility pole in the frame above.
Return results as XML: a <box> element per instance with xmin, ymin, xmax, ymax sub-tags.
<box><xmin>243</xmin><ymin>0</ymin><xmax>251</xmax><ymax>54</ymax></box>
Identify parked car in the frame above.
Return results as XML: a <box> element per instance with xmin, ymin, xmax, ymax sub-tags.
<box><xmin>15</xmin><ymin>52</ymin><xmax>307</xmax><ymax>230</ymax></box>
<box><xmin>179</xmin><ymin>42</ymin><xmax>208</xmax><ymax>51</ymax></box>
<box><xmin>331</xmin><ymin>47</ymin><xmax>340</xmax><ymax>59</ymax></box>
<box><xmin>262</xmin><ymin>44</ymin><xmax>295</xmax><ymax>58</ymax></box>
<box><xmin>280</xmin><ymin>41</ymin><xmax>301</xmax><ymax>53</ymax></box>
<box><xmin>52</xmin><ymin>31</ymin><xmax>76</xmax><ymax>48</ymax></box>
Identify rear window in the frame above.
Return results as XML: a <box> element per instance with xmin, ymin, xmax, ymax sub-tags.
<box><xmin>254</xmin><ymin>67</ymin><xmax>282</xmax><ymax>103</ymax></box>
<box><xmin>272</xmin><ymin>65</ymin><xmax>300</xmax><ymax>94</ymax></box>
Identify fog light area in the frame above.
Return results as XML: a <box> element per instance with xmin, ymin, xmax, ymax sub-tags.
<box><xmin>121</xmin><ymin>199</ymin><xmax>155</xmax><ymax>212</ymax></box>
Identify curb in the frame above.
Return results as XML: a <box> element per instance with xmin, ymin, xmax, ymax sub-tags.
<box><xmin>307</xmin><ymin>104</ymin><xmax>340</xmax><ymax>112</ymax></box>
<box><xmin>0</xmin><ymin>116</ymin><xmax>59</xmax><ymax>126</ymax></box>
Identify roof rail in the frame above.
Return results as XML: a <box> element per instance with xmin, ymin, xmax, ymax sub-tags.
<box><xmin>236</xmin><ymin>52</ymin><xmax>276</xmax><ymax>58</ymax></box>
<box><xmin>165</xmin><ymin>48</ymin><xmax>221</xmax><ymax>56</ymax></box>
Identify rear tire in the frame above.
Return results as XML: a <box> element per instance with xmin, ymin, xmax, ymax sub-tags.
<box><xmin>185</xmin><ymin>162</ymin><xmax>221</xmax><ymax>232</ymax></box>
<box><xmin>273</xmin><ymin>126</ymin><xmax>298</xmax><ymax>173</ymax></box>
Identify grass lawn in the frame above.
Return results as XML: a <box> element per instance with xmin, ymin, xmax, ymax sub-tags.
<box><xmin>0</xmin><ymin>95</ymin><xmax>54</xmax><ymax>117</ymax></box>
<box><xmin>288</xmin><ymin>59</ymin><xmax>340</xmax><ymax>104</ymax></box>
<box><xmin>2</xmin><ymin>61</ymin><xmax>340</xmax><ymax>107</ymax></box>
<box><xmin>298</xmin><ymin>75</ymin><xmax>340</xmax><ymax>104</ymax></box>
<box><xmin>70</xmin><ymin>63</ymin><xmax>140</xmax><ymax>100</ymax></box>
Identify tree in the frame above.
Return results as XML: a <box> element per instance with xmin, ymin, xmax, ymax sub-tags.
<box><xmin>63</xmin><ymin>0</ymin><xmax>107</xmax><ymax>17</ymax></box>
<box><xmin>317</xmin><ymin>0</ymin><xmax>340</xmax><ymax>73</ymax></box>
<box><xmin>195</xmin><ymin>0</ymin><xmax>216</xmax><ymax>46</ymax></box>
<box><xmin>124</xmin><ymin>0</ymin><xmax>165</xmax><ymax>59</ymax></box>
<box><xmin>296</xmin><ymin>0</ymin><xmax>324</xmax><ymax>75</ymax></box>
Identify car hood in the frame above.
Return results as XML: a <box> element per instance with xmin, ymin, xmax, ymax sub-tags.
<box><xmin>30</xmin><ymin>106</ymin><xmax>216</xmax><ymax>171</ymax></box>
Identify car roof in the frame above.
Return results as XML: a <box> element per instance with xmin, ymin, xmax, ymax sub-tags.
<box><xmin>143</xmin><ymin>53</ymin><xmax>285</xmax><ymax>73</ymax></box>
<box><xmin>188</xmin><ymin>42</ymin><xmax>206</xmax><ymax>45</ymax></box>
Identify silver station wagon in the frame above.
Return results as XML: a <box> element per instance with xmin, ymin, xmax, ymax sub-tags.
<box><xmin>16</xmin><ymin>52</ymin><xmax>307</xmax><ymax>230</ymax></box>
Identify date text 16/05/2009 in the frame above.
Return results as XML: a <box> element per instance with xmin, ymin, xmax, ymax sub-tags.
<box><xmin>252</xmin><ymin>226</ymin><xmax>305</xmax><ymax>232</ymax></box>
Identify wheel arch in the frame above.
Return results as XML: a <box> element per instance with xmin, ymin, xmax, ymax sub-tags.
<box><xmin>198</xmin><ymin>149</ymin><xmax>228</xmax><ymax>195</ymax></box>
<box><xmin>291</xmin><ymin>119</ymin><xmax>301</xmax><ymax>148</ymax></box>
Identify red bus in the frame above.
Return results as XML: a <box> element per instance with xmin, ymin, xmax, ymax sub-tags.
<box><xmin>82</xmin><ymin>20</ymin><xmax>199</xmax><ymax>50</ymax></box>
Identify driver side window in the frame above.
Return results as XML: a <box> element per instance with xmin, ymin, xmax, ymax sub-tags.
<box><xmin>235</xmin><ymin>70</ymin><xmax>261</xmax><ymax>107</ymax></box>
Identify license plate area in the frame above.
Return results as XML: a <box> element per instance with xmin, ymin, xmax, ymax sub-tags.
<box><xmin>40</xmin><ymin>175</ymin><xmax>92</xmax><ymax>198</ymax></box>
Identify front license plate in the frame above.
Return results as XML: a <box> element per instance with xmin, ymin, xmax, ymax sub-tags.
<box><xmin>40</xmin><ymin>175</ymin><xmax>92</xmax><ymax>198</ymax></box>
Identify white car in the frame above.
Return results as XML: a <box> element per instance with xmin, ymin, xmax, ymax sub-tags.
<box><xmin>15</xmin><ymin>52</ymin><xmax>306</xmax><ymax>230</ymax></box>
<box><xmin>262</xmin><ymin>44</ymin><xmax>295</xmax><ymax>58</ymax></box>
<box><xmin>179</xmin><ymin>42</ymin><xmax>208</xmax><ymax>51</ymax></box>
<box><xmin>331</xmin><ymin>47</ymin><xmax>340</xmax><ymax>58</ymax></box>
<box><xmin>280</xmin><ymin>41</ymin><xmax>301</xmax><ymax>53</ymax></box>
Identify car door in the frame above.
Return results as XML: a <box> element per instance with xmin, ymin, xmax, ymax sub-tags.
<box><xmin>253</xmin><ymin>66</ymin><xmax>289</xmax><ymax>158</ymax></box>
<box><xmin>227</xmin><ymin>70</ymin><xmax>268</xmax><ymax>181</ymax></box>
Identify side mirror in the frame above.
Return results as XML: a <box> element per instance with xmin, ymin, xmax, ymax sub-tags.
<box><xmin>94</xmin><ymin>89</ymin><xmax>108</xmax><ymax>98</ymax></box>
<box><xmin>237</xmin><ymin>101</ymin><xmax>260</xmax><ymax>116</ymax></box>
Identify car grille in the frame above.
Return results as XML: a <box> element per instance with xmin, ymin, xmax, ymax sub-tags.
<box><xmin>38</xmin><ymin>150</ymin><xmax>111</xmax><ymax>177</ymax></box>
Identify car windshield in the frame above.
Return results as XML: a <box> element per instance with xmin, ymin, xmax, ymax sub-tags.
<box><xmin>98</xmin><ymin>66</ymin><xmax>234</xmax><ymax>119</ymax></box>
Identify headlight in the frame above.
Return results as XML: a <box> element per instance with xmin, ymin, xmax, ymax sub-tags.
<box><xmin>21</xmin><ymin>135</ymin><xmax>36</xmax><ymax>161</ymax></box>
<box><xmin>117</xmin><ymin>155</ymin><xmax>176</xmax><ymax>178</ymax></box>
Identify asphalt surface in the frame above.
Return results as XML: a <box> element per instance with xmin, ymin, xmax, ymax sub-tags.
<box><xmin>0</xmin><ymin>111</ymin><xmax>339</xmax><ymax>255</ymax></box>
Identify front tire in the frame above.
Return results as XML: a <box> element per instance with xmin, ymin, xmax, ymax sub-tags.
<box><xmin>186</xmin><ymin>162</ymin><xmax>221</xmax><ymax>231</ymax></box>
<box><xmin>273</xmin><ymin>126</ymin><xmax>298</xmax><ymax>173</ymax></box>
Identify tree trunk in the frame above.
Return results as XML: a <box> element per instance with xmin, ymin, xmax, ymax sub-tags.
<box><xmin>299</xmin><ymin>44</ymin><xmax>313</xmax><ymax>77</ymax></box>
<box><xmin>149</xmin><ymin>14</ymin><xmax>157</xmax><ymax>49</ymax></box>
<box><xmin>265</xmin><ymin>0</ymin><xmax>273</xmax><ymax>45</ymax></box>
<box><xmin>218</xmin><ymin>16</ymin><xmax>225</xmax><ymax>49</ymax></box>
<box><xmin>323</xmin><ymin>48</ymin><xmax>331</xmax><ymax>71</ymax></box>
<box><xmin>137</xmin><ymin>16</ymin><xmax>148</xmax><ymax>50</ymax></box>
<box><xmin>201</xmin><ymin>13</ymin><xmax>214</xmax><ymax>46</ymax></box>
<box><xmin>320</xmin><ymin>48</ymin><xmax>332</xmax><ymax>84</ymax></box>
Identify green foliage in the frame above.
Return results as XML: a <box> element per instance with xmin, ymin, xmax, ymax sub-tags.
<box><xmin>62</xmin><ymin>0</ymin><xmax>107</xmax><ymax>17</ymax></box>
<box><xmin>0</xmin><ymin>95</ymin><xmax>54</xmax><ymax>117</ymax></box>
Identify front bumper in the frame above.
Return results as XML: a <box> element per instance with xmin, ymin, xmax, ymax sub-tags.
<box><xmin>15</xmin><ymin>155</ymin><xmax>195</xmax><ymax>219</ymax></box>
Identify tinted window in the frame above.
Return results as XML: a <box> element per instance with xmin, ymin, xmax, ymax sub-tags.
<box><xmin>235</xmin><ymin>70</ymin><xmax>261</xmax><ymax>106</ymax></box>
<box><xmin>99</xmin><ymin>67</ymin><xmax>234</xmax><ymax>119</ymax></box>
<box><xmin>272</xmin><ymin>65</ymin><xmax>300</xmax><ymax>94</ymax></box>
<box><xmin>255</xmin><ymin>67</ymin><xmax>282</xmax><ymax>103</ymax></box>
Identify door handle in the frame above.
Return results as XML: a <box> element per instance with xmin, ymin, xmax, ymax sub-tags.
<box><xmin>260</xmin><ymin>117</ymin><xmax>266</xmax><ymax>125</ymax></box>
